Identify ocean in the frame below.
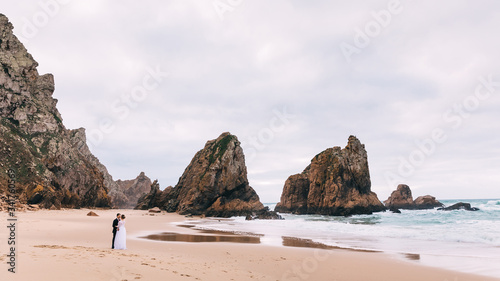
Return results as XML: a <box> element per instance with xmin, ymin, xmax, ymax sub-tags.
<box><xmin>176</xmin><ymin>199</ymin><xmax>500</xmax><ymax>278</ymax></box>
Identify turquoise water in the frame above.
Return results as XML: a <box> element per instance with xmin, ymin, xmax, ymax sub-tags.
<box><xmin>181</xmin><ymin>199</ymin><xmax>500</xmax><ymax>278</ymax></box>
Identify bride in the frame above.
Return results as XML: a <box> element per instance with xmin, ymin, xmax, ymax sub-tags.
<box><xmin>114</xmin><ymin>214</ymin><xmax>127</xmax><ymax>250</ymax></box>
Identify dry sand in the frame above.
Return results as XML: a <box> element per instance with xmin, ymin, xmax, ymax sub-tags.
<box><xmin>1</xmin><ymin>209</ymin><xmax>498</xmax><ymax>281</ymax></box>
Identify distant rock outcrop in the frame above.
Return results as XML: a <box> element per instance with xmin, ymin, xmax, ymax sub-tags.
<box><xmin>438</xmin><ymin>202</ymin><xmax>479</xmax><ymax>211</ymax></box>
<box><xmin>384</xmin><ymin>184</ymin><xmax>414</xmax><ymax>209</ymax></box>
<box><xmin>136</xmin><ymin>133</ymin><xmax>278</xmax><ymax>218</ymax></box>
<box><xmin>109</xmin><ymin>172</ymin><xmax>152</xmax><ymax>208</ymax></box>
<box><xmin>275</xmin><ymin>136</ymin><xmax>386</xmax><ymax>216</ymax></box>
<box><xmin>384</xmin><ymin>184</ymin><xmax>443</xmax><ymax>210</ymax></box>
<box><xmin>414</xmin><ymin>195</ymin><xmax>443</xmax><ymax>209</ymax></box>
<box><xmin>389</xmin><ymin>207</ymin><xmax>402</xmax><ymax>214</ymax></box>
<box><xmin>0</xmin><ymin>14</ymin><xmax>111</xmax><ymax>209</ymax></box>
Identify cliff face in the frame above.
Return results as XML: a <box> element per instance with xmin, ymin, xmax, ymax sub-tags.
<box><xmin>0</xmin><ymin>14</ymin><xmax>111</xmax><ymax>209</ymax></box>
<box><xmin>275</xmin><ymin>136</ymin><xmax>386</xmax><ymax>216</ymax></box>
<box><xmin>70</xmin><ymin>128</ymin><xmax>153</xmax><ymax>208</ymax></box>
<box><xmin>136</xmin><ymin>133</ymin><xmax>270</xmax><ymax>217</ymax></box>
<box><xmin>111</xmin><ymin>172</ymin><xmax>152</xmax><ymax>208</ymax></box>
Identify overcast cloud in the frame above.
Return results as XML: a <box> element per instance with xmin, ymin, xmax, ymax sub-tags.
<box><xmin>3</xmin><ymin>0</ymin><xmax>500</xmax><ymax>202</ymax></box>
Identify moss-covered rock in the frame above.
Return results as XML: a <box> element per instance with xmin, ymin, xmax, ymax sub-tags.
<box><xmin>0</xmin><ymin>14</ymin><xmax>111</xmax><ymax>209</ymax></box>
<box><xmin>136</xmin><ymin>132</ymin><xmax>277</xmax><ymax>218</ymax></box>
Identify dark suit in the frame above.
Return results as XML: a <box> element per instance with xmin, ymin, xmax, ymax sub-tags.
<box><xmin>112</xmin><ymin>218</ymin><xmax>119</xmax><ymax>249</ymax></box>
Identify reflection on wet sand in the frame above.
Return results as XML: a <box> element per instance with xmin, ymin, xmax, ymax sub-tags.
<box><xmin>282</xmin><ymin>236</ymin><xmax>378</xmax><ymax>253</ymax></box>
<box><xmin>177</xmin><ymin>224</ymin><xmax>264</xmax><ymax>236</ymax></box>
<box><xmin>142</xmin><ymin>231</ymin><xmax>379</xmax><ymax>253</ymax></box>
<box><xmin>141</xmin><ymin>224</ymin><xmax>410</xmax><ymax>257</ymax></box>
<box><xmin>282</xmin><ymin>236</ymin><xmax>332</xmax><ymax>249</ymax></box>
<box><xmin>142</xmin><ymin>232</ymin><xmax>261</xmax><ymax>244</ymax></box>
<box><xmin>404</xmin><ymin>253</ymin><xmax>421</xmax><ymax>261</ymax></box>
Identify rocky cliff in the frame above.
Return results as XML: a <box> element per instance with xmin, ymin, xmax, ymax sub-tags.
<box><xmin>111</xmin><ymin>172</ymin><xmax>152</xmax><ymax>208</ymax></box>
<box><xmin>384</xmin><ymin>184</ymin><xmax>443</xmax><ymax>210</ymax></box>
<box><xmin>136</xmin><ymin>132</ymin><xmax>276</xmax><ymax>218</ymax></box>
<box><xmin>68</xmin><ymin>128</ymin><xmax>153</xmax><ymax>208</ymax></box>
<box><xmin>275</xmin><ymin>136</ymin><xmax>386</xmax><ymax>216</ymax></box>
<box><xmin>0</xmin><ymin>14</ymin><xmax>111</xmax><ymax>209</ymax></box>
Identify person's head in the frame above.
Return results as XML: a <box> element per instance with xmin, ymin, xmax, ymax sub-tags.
<box><xmin>116</xmin><ymin>213</ymin><xmax>121</xmax><ymax>218</ymax></box>
<box><xmin>121</xmin><ymin>214</ymin><xmax>126</xmax><ymax>220</ymax></box>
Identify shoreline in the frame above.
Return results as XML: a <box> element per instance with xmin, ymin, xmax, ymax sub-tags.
<box><xmin>168</xmin><ymin>213</ymin><xmax>500</xmax><ymax>278</ymax></box>
<box><xmin>1</xmin><ymin>209</ymin><xmax>499</xmax><ymax>281</ymax></box>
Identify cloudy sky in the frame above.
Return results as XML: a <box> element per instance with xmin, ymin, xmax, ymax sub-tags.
<box><xmin>3</xmin><ymin>0</ymin><xmax>500</xmax><ymax>202</ymax></box>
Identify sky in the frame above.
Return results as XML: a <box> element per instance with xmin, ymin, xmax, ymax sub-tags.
<box><xmin>2</xmin><ymin>0</ymin><xmax>500</xmax><ymax>202</ymax></box>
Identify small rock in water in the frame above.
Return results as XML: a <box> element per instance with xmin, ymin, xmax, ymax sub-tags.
<box><xmin>437</xmin><ymin>202</ymin><xmax>479</xmax><ymax>211</ymax></box>
<box><xmin>389</xmin><ymin>207</ymin><xmax>401</xmax><ymax>214</ymax></box>
<box><xmin>245</xmin><ymin>210</ymin><xmax>283</xmax><ymax>220</ymax></box>
<box><xmin>413</xmin><ymin>195</ymin><xmax>443</xmax><ymax>209</ymax></box>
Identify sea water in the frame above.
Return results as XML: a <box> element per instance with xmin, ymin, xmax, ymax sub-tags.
<box><xmin>179</xmin><ymin>199</ymin><xmax>500</xmax><ymax>278</ymax></box>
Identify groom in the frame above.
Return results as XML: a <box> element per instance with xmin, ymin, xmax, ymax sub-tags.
<box><xmin>112</xmin><ymin>213</ymin><xmax>120</xmax><ymax>249</ymax></box>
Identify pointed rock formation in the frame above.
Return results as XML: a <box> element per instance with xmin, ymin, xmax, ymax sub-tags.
<box><xmin>136</xmin><ymin>133</ymin><xmax>278</xmax><ymax>218</ymax></box>
<box><xmin>275</xmin><ymin>136</ymin><xmax>386</xmax><ymax>216</ymax></box>
<box><xmin>110</xmin><ymin>172</ymin><xmax>152</xmax><ymax>208</ymax></box>
<box><xmin>383</xmin><ymin>184</ymin><xmax>414</xmax><ymax>209</ymax></box>
<box><xmin>0</xmin><ymin>14</ymin><xmax>111</xmax><ymax>208</ymax></box>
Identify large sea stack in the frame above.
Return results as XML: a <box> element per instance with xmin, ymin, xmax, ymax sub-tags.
<box><xmin>275</xmin><ymin>136</ymin><xmax>386</xmax><ymax>216</ymax></box>
<box><xmin>136</xmin><ymin>132</ymin><xmax>276</xmax><ymax>218</ymax></box>
<box><xmin>0</xmin><ymin>14</ymin><xmax>113</xmax><ymax>209</ymax></box>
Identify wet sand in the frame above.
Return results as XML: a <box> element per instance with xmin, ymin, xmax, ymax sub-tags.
<box><xmin>1</xmin><ymin>209</ymin><xmax>499</xmax><ymax>281</ymax></box>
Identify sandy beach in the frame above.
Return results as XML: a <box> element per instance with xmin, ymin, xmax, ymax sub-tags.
<box><xmin>1</xmin><ymin>209</ymin><xmax>499</xmax><ymax>281</ymax></box>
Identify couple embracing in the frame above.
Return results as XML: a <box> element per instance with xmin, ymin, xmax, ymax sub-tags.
<box><xmin>112</xmin><ymin>213</ymin><xmax>127</xmax><ymax>250</ymax></box>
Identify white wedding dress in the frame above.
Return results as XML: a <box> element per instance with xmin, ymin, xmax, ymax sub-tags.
<box><xmin>114</xmin><ymin>220</ymin><xmax>127</xmax><ymax>250</ymax></box>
